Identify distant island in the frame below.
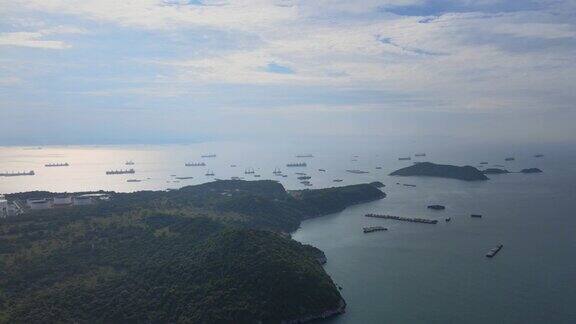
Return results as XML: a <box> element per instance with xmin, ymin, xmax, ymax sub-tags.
<box><xmin>0</xmin><ymin>180</ymin><xmax>385</xmax><ymax>323</ymax></box>
<box><xmin>390</xmin><ymin>162</ymin><xmax>489</xmax><ymax>181</ymax></box>
<box><xmin>482</xmin><ymin>168</ymin><xmax>510</xmax><ymax>174</ymax></box>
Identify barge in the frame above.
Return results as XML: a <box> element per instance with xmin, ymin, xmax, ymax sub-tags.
<box><xmin>365</xmin><ymin>213</ymin><xmax>438</xmax><ymax>224</ymax></box>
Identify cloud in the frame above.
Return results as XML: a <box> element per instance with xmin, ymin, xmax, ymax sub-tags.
<box><xmin>0</xmin><ymin>25</ymin><xmax>86</xmax><ymax>49</ymax></box>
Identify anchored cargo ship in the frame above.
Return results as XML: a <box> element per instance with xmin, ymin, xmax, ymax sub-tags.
<box><xmin>106</xmin><ymin>169</ymin><xmax>135</xmax><ymax>175</ymax></box>
<box><xmin>185</xmin><ymin>162</ymin><xmax>206</xmax><ymax>167</ymax></box>
<box><xmin>286</xmin><ymin>162</ymin><xmax>307</xmax><ymax>167</ymax></box>
<box><xmin>346</xmin><ymin>169</ymin><xmax>369</xmax><ymax>174</ymax></box>
<box><xmin>0</xmin><ymin>170</ymin><xmax>35</xmax><ymax>177</ymax></box>
<box><xmin>45</xmin><ymin>163</ymin><xmax>69</xmax><ymax>167</ymax></box>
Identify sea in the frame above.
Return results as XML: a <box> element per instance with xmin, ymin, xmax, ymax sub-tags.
<box><xmin>1</xmin><ymin>139</ymin><xmax>575</xmax><ymax>323</ymax></box>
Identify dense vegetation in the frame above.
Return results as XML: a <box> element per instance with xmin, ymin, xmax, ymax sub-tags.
<box><xmin>0</xmin><ymin>180</ymin><xmax>384</xmax><ymax>323</ymax></box>
<box><xmin>390</xmin><ymin>162</ymin><xmax>489</xmax><ymax>181</ymax></box>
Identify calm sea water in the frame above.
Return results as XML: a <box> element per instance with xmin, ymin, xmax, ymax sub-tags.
<box><xmin>1</xmin><ymin>140</ymin><xmax>575</xmax><ymax>323</ymax></box>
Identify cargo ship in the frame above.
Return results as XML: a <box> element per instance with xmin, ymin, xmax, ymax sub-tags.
<box><xmin>398</xmin><ymin>157</ymin><xmax>411</xmax><ymax>161</ymax></box>
<box><xmin>346</xmin><ymin>169</ymin><xmax>369</xmax><ymax>174</ymax></box>
<box><xmin>286</xmin><ymin>162</ymin><xmax>307</xmax><ymax>167</ymax></box>
<box><xmin>0</xmin><ymin>170</ymin><xmax>35</xmax><ymax>177</ymax></box>
<box><xmin>185</xmin><ymin>162</ymin><xmax>206</xmax><ymax>167</ymax></box>
<box><xmin>415</xmin><ymin>153</ymin><xmax>426</xmax><ymax>157</ymax></box>
<box><xmin>201</xmin><ymin>154</ymin><xmax>216</xmax><ymax>158</ymax></box>
<box><xmin>296</xmin><ymin>154</ymin><xmax>314</xmax><ymax>158</ymax></box>
<box><xmin>106</xmin><ymin>169</ymin><xmax>135</xmax><ymax>175</ymax></box>
<box><xmin>297</xmin><ymin>176</ymin><xmax>312</xmax><ymax>180</ymax></box>
<box><xmin>45</xmin><ymin>163</ymin><xmax>69</xmax><ymax>167</ymax></box>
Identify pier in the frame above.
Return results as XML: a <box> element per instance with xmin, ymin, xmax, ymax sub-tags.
<box><xmin>365</xmin><ymin>213</ymin><xmax>438</xmax><ymax>224</ymax></box>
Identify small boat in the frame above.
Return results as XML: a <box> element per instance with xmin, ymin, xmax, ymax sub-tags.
<box><xmin>427</xmin><ymin>205</ymin><xmax>445</xmax><ymax>210</ymax></box>
<box><xmin>471</xmin><ymin>214</ymin><xmax>483</xmax><ymax>218</ymax></box>
<box><xmin>375</xmin><ymin>166</ymin><xmax>382</xmax><ymax>169</ymax></box>
<box><xmin>398</xmin><ymin>157</ymin><xmax>411</xmax><ymax>161</ymax></box>
<box><xmin>296</xmin><ymin>154</ymin><xmax>314</xmax><ymax>158</ymax></box>
<box><xmin>205</xmin><ymin>170</ymin><xmax>215</xmax><ymax>176</ymax></box>
<box><xmin>415</xmin><ymin>153</ymin><xmax>426</xmax><ymax>157</ymax></box>
<box><xmin>480</xmin><ymin>162</ymin><xmax>489</xmax><ymax>165</ymax></box>
<box><xmin>504</xmin><ymin>157</ymin><xmax>515</xmax><ymax>161</ymax></box>
<box><xmin>254</xmin><ymin>174</ymin><xmax>261</xmax><ymax>178</ymax></box>
<box><xmin>486</xmin><ymin>244</ymin><xmax>503</xmax><ymax>258</ymax></box>
<box><xmin>534</xmin><ymin>154</ymin><xmax>544</xmax><ymax>158</ymax></box>
<box><xmin>298</xmin><ymin>176</ymin><xmax>312</xmax><ymax>180</ymax></box>
<box><xmin>126</xmin><ymin>179</ymin><xmax>142</xmax><ymax>183</ymax></box>
<box><xmin>244</xmin><ymin>168</ymin><xmax>255</xmax><ymax>174</ymax></box>
<box><xmin>318</xmin><ymin>169</ymin><xmax>326</xmax><ymax>172</ymax></box>
<box><xmin>230</xmin><ymin>164</ymin><xmax>237</xmax><ymax>167</ymax></box>
<box><xmin>201</xmin><ymin>154</ymin><xmax>217</xmax><ymax>158</ymax></box>
<box><xmin>273</xmin><ymin>167</ymin><xmax>282</xmax><ymax>175</ymax></box>
<box><xmin>402</xmin><ymin>184</ymin><xmax>416</xmax><ymax>187</ymax></box>
<box><xmin>445</xmin><ymin>217</ymin><xmax>451</xmax><ymax>222</ymax></box>
<box><xmin>175</xmin><ymin>176</ymin><xmax>193</xmax><ymax>180</ymax></box>
<box><xmin>282</xmin><ymin>175</ymin><xmax>288</xmax><ymax>178</ymax></box>
<box><xmin>231</xmin><ymin>176</ymin><xmax>242</xmax><ymax>180</ymax></box>
<box><xmin>333</xmin><ymin>179</ymin><xmax>343</xmax><ymax>182</ymax></box>
<box><xmin>125</xmin><ymin>161</ymin><xmax>135</xmax><ymax>166</ymax></box>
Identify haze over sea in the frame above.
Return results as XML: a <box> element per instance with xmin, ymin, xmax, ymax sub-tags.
<box><xmin>1</xmin><ymin>138</ymin><xmax>576</xmax><ymax>323</ymax></box>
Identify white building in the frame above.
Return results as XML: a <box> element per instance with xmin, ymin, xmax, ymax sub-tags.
<box><xmin>73</xmin><ymin>196</ymin><xmax>93</xmax><ymax>206</ymax></box>
<box><xmin>0</xmin><ymin>195</ymin><xmax>8</xmax><ymax>218</ymax></box>
<box><xmin>53</xmin><ymin>196</ymin><xmax>73</xmax><ymax>206</ymax></box>
<box><xmin>27</xmin><ymin>198</ymin><xmax>52</xmax><ymax>210</ymax></box>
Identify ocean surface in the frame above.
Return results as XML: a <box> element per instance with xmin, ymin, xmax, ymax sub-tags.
<box><xmin>1</xmin><ymin>140</ymin><xmax>576</xmax><ymax>323</ymax></box>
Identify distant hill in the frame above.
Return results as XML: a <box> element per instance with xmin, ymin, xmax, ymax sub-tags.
<box><xmin>390</xmin><ymin>162</ymin><xmax>488</xmax><ymax>181</ymax></box>
<box><xmin>0</xmin><ymin>180</ymin><xmax>384</xmax><ymax>323</ymax></box>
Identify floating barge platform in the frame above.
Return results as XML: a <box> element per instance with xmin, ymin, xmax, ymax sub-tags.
<box><xmin>365</xmin><ymin>213</ymin><xmax>438</xmax><ymax>224</ymax></box>
<box><xmin>363</xmin><ymin>226</ymin><xmax>387</xmax><ymax>233</ymax></box>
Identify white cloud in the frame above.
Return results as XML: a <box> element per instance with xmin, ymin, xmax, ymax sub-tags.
<box><xmin>0</xmin><ymin>25</ymin><xmax>85</xmax><ymax>49</ymax></box>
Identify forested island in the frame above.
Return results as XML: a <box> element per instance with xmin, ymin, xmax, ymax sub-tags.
<box><xmin>390</xmin><ymin>162</ymin><xmax>489</xmax><ymax>181</ymax></box>
<box><xmin>0</xmin><ymin>180</ymin><xmax>385</xmax><ymax>323</ymax></box>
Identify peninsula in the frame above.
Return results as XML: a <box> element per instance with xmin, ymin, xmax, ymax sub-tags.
<box><xmin>389</xmin><ymin>162</ymin><xmax>489</xmax><ymax>181</ymax></box>
<box><xmin>0</xmin><ymin>180</ymin><xmax>385</xmax><ymax>323</ymax></box>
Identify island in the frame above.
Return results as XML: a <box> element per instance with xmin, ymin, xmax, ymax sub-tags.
<box><xmin>0</xmin><ymin>180</ymin><xmax>385</xmax><ymax>323</ymax></box>
<box><xmin>521</xmin><ymin>168</ymin><xmax>543</xmax><ymax>174</ymax></box>
<box><xmin>389</xmin><ymin>162</ymin><xmax>489</xmax><ymax>181</ymax></box>
<box><xmin>482</xmin><ymin>168</ymin><xmax>510</xmax><ymax>174</ymax></box>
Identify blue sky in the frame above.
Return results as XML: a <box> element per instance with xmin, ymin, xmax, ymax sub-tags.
<box><xmin>1</xmin><ymin>0</ymin><xmax>575</xmax><ymax>145</ymax></box>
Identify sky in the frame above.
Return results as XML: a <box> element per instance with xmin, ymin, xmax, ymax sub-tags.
<box><xmin>1</xmin><ymin>0</ymin><xmax>575</xmax><ymax>145</ymax></box>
